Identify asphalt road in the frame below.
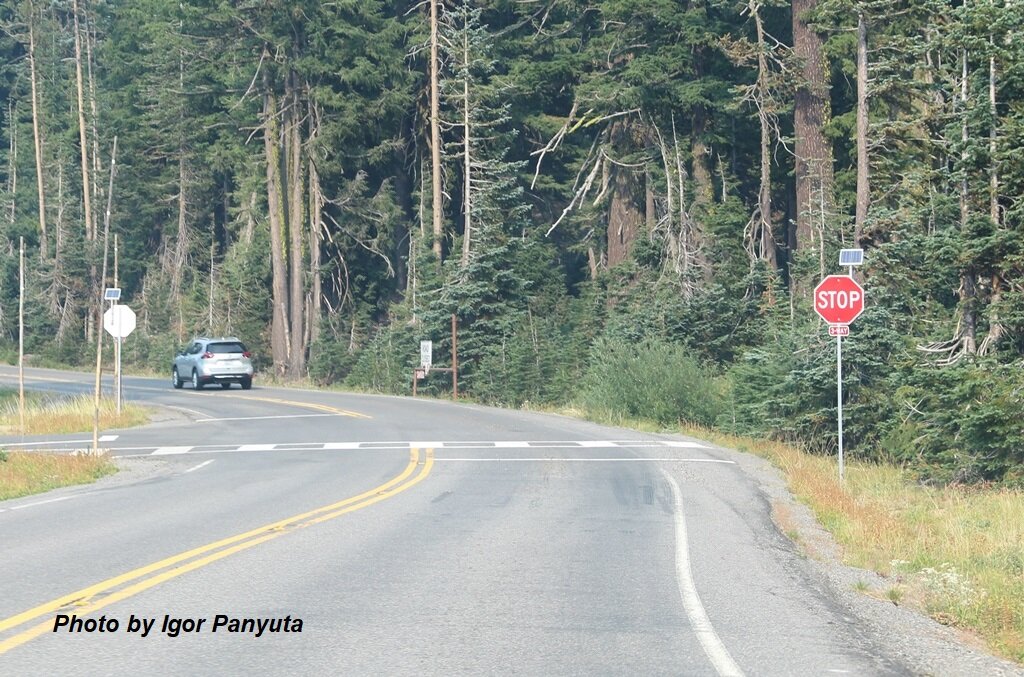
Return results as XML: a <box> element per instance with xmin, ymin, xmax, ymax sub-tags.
<box><xmin>0</xmin><ymin>365</ymin><xmax>946</xmax><ymax>674</ymax></box>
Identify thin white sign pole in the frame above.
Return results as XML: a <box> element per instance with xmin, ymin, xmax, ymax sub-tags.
<box><xmin>116</xmin><ymin>335</ymin><xmax>122</xmax><ymax>414</ymax></box>
<box><xmin>837</xmin><ymin>332</ymin><xmax>844</xmax><ymax>482</ymax></box>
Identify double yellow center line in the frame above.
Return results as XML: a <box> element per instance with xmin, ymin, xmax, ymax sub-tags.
<box><xmin>0</xmin><ymin>448</ymin><xmax>433</xmax><ymax>654</ymax></box>
<box><xmin>219</xmin><ymin>394</ymin><xmax>373</xmax><ymax>420</ymax></box>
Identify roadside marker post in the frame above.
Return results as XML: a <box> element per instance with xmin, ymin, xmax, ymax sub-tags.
<box><xmin>814</xmin><ymin>251</ymin><xmax>865</xmax><ymax>482</ymax></box>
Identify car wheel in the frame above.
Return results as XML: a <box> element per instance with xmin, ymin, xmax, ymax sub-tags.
<box><xmin>172</xmin><ymin>367</ymin><xmax>183</xmax><ymax>389</ymax></box>
<box><xmin>241</xmin><ymin>377</ymin><xmax>252</xmax><ymax>390</ymax></box>
<box><xmin>221</xmin><ymin>382</ymin><xmax>231</xmax><ymax>390</ymax></box>
<box><xmin>192</xmin><ymin>370</ymin><xmax>203</xmax><ymax>390</ymax></box>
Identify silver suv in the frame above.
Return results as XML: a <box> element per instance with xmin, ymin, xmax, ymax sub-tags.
<box><xmin>172</xmin><ymin>337</ymin><xmax>254</xmax><ymax>390</ymax></box>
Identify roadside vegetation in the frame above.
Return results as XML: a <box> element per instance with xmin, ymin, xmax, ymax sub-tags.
<box><xmin>0</xmin><ymin>387</ymin><xmax>147</xmax><ymax>501</ymax></box>
<box><xmin>0</xmin><ymin>451</ymin><xmax>116</xmax><ymax>501</ymax></box>
<box><xmin>687</xmin><ymin>426</ymin><xmax>1023</xmax><ymax>664</ymax></box>
<box><xmin>553</xmin><ymin>348</ymin><xmax>1024</xmax><ymax>664</ymax></box>
<box><xmin>0</xmin><ymin>389</ymin><xmax>149</xmax><ymax>435</ymax></box>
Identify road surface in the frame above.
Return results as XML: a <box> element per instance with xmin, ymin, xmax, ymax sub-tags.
<box><xmin>0</xmin><ymin>365</ymin><xmax>1003</xmax><ymax>675</ymax></box>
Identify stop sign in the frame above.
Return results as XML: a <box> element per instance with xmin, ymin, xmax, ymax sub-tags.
<box><xmin>814</xmin><ymin>275</ymin><xmax>864</xmax><ymax>325</ymax></box>
<box><xmin>103</xmin><ymin>304</ymin><xmax>136</xmax><ymax>338</ymax></box>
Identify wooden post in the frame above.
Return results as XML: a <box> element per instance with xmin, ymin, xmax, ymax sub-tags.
<box><xmin>451</xmin><ymin>314</ymin><xmax>458</xmax><ymax>400</ymax></box>
<box><xmin>114</xmin><ymin>234</ymin><xmax>121</xmax><ymax>415</ymax></box>
<box><xmin>91</xmin><ymin>137</ymin><xmax>117</xmax><ymax>454</ymax></box>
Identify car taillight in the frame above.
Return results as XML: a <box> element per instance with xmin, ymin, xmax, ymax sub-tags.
<box><xmin>201</xmin><ymin>351</ymin><xmax>213</xmax><ymax>359</ymax></box>
<box><xmin>243</xmin><ymin>351</ymin><xmax>251</xmax><ymax>358</ymax></box>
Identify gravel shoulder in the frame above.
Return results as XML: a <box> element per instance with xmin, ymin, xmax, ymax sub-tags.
<box><xmin>724</xmin><ymin>443</ymin><xmax>1024</xmax><ymax>677</ymax></box>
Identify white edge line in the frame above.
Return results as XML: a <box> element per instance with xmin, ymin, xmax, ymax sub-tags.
<box><xmin>7</xmin><ymin>494</ymin><xmax>80</xmax><ymax>511</ymax></box>
<box><xmin>434</xmin><ymin>458</ymin><xmax>735</xmax><ymax>463</ymax></box>
<box><xmin>160</xmin><ymin>404</ymin><xmax>215</xmax><ymax>419</ymax></box>
<box><xmin>663</xmin><ymin>471</ymin><xmax>744</xmax><ymax>677</ymax></box>
<box><xmin>183</xmin><ymin>459</ymin><xmax>214</xmax><ymax>473</ymax></box>
<box><xmin>0</xmin><ymin>438</ymin><xmax>93</xmax><ymax>447</ymax></box>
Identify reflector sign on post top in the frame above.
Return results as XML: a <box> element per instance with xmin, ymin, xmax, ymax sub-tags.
<box><xmin>813</xmin><ymin>275</ymin><xmax>865</xmax><ymax>326</ymax></box>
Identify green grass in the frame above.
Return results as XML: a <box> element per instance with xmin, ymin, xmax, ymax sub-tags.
<box><xmin>0</xmin><ymin>451</ymin><xmax>116</xmax><ymax>501</ymax></box>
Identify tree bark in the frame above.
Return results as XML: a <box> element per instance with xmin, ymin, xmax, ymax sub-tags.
<box><xmin>308</xmin><ymin>104</ymin><xmax>323</xmax><ymax>354</ymax></box>
<box><xmin>989</xmin><ymin>45</ymin><xmax>999</xmax><ymax>226</ymax></box>
<box><xmin>429</xmin><ymin>0</ymin><xmax>443</xmax><ymax>261</ymax></box>
<box><xmin>854</xmin><ymin>12</ymin><xmax>869</xmax><ymax>243</ymax></box>
<box><xmin>461</xmin><ymin>28</ymin><xmax>471</xmax><ymax>267</ymax></box>
<box><xmin>606</xmin><ymin>119</ymin><xmax>643</xmax><ymax>268</ymax></box>
<box><xmin>792</xmin><ymin>0</ymin><xmax>834</xmax><ymax>278</ymax></box>
<box><xmin>752</xmin><ymin>2</ymin><xmax>778</xmax><ymax>274</ymax></box>
<box><xmin>287</xmin><ymin>72</ymin><xmax>306</xmax><ymax>377</ymax></box>
<box><xmin>263</xmin><ymin>82</ymin><xmax>289</xmax><ymax>376</ymax></box>
<box><xmin>6</xmin><ymin>102</ymin><xmax>15</xmax><ymax>226</ymax></box>
<box><xmin>169</xmin><ymin>32</ymin><xmax>189</xmax><ymax>313</ymax></box>
<box><xmin>27</xmin><ymin>2</ymin><xmax>48</xmax><ymax>259</ymax></box>
<box><xmin>959</xmin><ymin>49</ymin><xmax>977</xmax><ymax>355</ymax></box>
<box><xmin>691</xmin><ymin>105</ymin><xmax>713</xmax><ymax>208</ymax></box>
<box><xmin>71</xmin><ymin>0</ymin><xmax>93</xmax><ymax>243</ymax></box>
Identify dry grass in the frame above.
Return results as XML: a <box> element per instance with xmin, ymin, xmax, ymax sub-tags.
<box><xmin>0</xmin><ymin>450</ymin><xmax>115</xmax><ymax>501</ymax></box>
<box><xmin>683</xmin><ymin>425</ymin><xmax>1024</xmax><ymax>664</ymax></box>
<box><xmin>0</xmin><ymin>392</ymin><xmax>149</xmax><ymax>435</ymax></box>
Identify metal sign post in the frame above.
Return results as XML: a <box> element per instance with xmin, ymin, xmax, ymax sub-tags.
<box><xmin>815</xmin><ymin>250</ymin><xmax>864</xmax><ymax>482</ymax></box>
<box><xmin>103</xmin><ymin>299</ymin><xmax>135</xmax><ymax>416</ymax></box>
<box><xmin>836</xmin><ymin>333</ymin><xmax>844</xmax><ymax>481</ymax></box>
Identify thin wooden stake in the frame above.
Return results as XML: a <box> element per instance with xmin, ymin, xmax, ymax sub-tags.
<box><xmin>92</xmin><ymin>137</ymin><xmax>117</xmax><ymax>454</ymax></box>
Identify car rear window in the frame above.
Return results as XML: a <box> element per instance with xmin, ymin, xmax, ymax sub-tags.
<box><xmin>208</xmin><ymin>342</ymin><xmax>247</xmax><ymax>354</ymax></box>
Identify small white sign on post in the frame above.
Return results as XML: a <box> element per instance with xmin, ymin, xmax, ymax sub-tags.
<box><xmin>103</xmin><ymin>304</ymin><xmax>136</xmax><ymax>338</ymax></box>
<box><xmin>420</xmin><ymin>340</ymin><xmax>433</xmax><ymax>370</ymax></box>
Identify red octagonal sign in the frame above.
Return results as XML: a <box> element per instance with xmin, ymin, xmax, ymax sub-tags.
<box><xmin>814</xmin><ymin>275</ymin><xmax>864</xmax><ymax>326</ymax></box>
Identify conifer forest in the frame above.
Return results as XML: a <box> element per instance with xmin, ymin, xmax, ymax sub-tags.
<box><xmin>0</xmin><ymin>0</ymin><xmax>1022</xmax><ymax>483</ymax></box>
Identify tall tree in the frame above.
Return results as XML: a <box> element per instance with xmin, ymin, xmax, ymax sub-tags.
<box><xmin>792</xmin><ymin>0</ymin><xmax>834</xmax><ymax>289</ymax></box>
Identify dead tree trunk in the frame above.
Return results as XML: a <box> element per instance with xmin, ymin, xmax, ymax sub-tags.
<box><xmin>286</xmin><ymin>72</ymin><xmax>306</xmax><ymax>377</ymax></box>
<box><xmin>263</xmin><ymin>81</ymin><xmax>289</xmax><ymax>376</ymax></box>
<box><xmin>461</xmin><ymin>28</ymin><xmax>471</xmax><ymax>267</ymax></box>
<box><xmin>71</xmin><ymin>0</ymin><xmax>93</xmax><ymax>244</ymax></box>
<box><xmin>981</xmin><ymin>43</ymin><xmax>1003</xmax><ymax>355</ymax></box>
<box><xmin>5</xmin><ymin>102</ymin><xmax>15</xmax><ymax>227</ymax></box>
<box><xmin>854</xmin><ymin>12</ymin><xmax>869</xmax><ymax>244</ymax></box>
<box><xmin>751</xmin><ymin>1</ymin><xmax>778</xmax><ymax>275</ymax></box>
<box><xmin>960</xmin><ymin>50</ymin><xmax>977</xmax><ymax>356</ymax></box>
<box><xmin>308</xmin><ymin>103</ymin><xmax>324</xmax><ymax>353</ymax></box>
<box><xmin>27</xmin><ymin>2</ymin><xmax>48</xmax><ymax>259</ymax></box>
<box><xmin>429</xmin><ymin>0</ymin><xmax>443</xmax><ymax>261</ymax></box>
<box><xmin>169</xmin><ymin>34</ymin><xmax>189</xmax><ymax>312</ymax></box>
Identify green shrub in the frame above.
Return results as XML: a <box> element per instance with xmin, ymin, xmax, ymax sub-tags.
<box><xmin>578</xmin><ymin>337</ymin><xmax>723</xmax><ymax>426</ymax></box>
<box><xmin>881</xmin><ymin>361</ymin><xmax>1024</xmax><ymax>484</ymax></box>
<box><xmin>344</xmin><ymin>324</ymin><xmax>419</xmax><ymax>395</ymax></box>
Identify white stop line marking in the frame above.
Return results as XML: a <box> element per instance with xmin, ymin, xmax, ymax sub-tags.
<box><xmin>142</xmin><ymin>440</ymin><xmax>713</xmax><ymax>456</ymax></box>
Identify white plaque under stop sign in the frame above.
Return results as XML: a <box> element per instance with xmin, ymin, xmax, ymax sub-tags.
<box><xmin>103</xmin><ymin>304</ymin><xmax>137</xmax><ymax>338</ymax></box>
<box><xmin>828</xmin><ymin>325</ymin><xmax>850</xmax><ymax>337</ymax></box>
